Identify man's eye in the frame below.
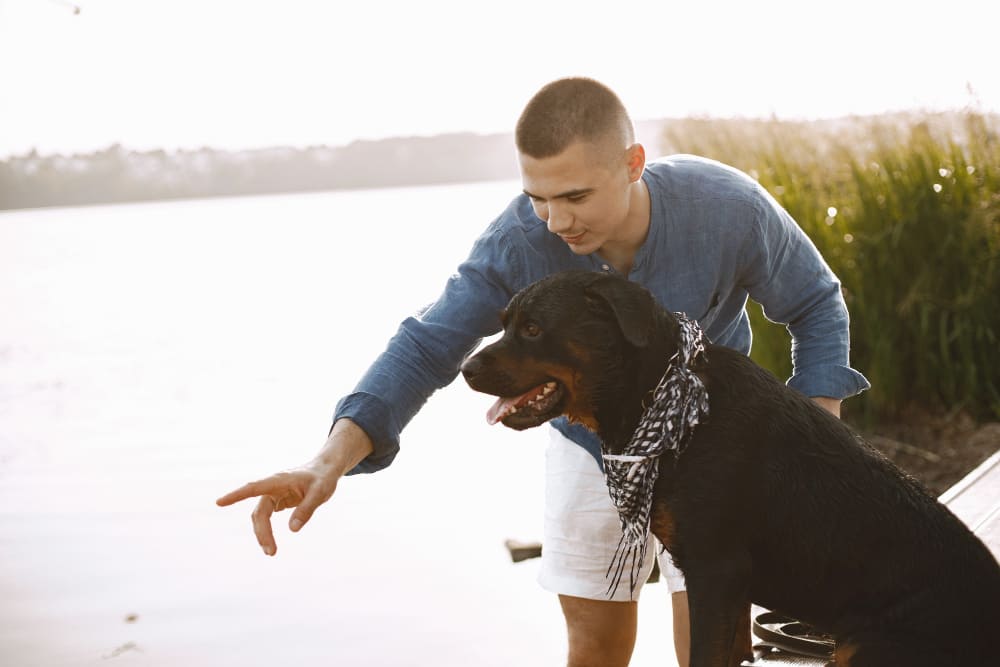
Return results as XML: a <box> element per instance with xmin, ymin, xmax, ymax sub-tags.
<box><xmin>567</xmin><ymin>195</ymin><xmax>587</xmax><ymax>203</ymax></box>
<box><xmin>521</xmin><ymin>323</ymin><xmax>541</xmax><ymax>338</ymax></box>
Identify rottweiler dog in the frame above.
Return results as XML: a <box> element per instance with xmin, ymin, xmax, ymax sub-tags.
<box><xmin>461</xmin><ymin>270</ymin><xmax>1000</xmax><ymax>667</ymax></box>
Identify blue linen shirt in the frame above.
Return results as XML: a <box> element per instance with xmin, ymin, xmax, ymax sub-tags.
<box><xmin>335</xmin><ymin>155</ymin><xmax>871</xmax><ymax>473</ymax></box>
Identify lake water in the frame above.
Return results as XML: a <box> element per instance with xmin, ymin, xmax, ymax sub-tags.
<box><xmin>0</xmin><ymin>183</ymin><xmax>675</xmax><ymax>666</ymax></box>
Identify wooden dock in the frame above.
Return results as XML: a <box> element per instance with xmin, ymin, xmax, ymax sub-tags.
<box><xmin>939</xmin><ymin>448</ymin><xmax>1000</xmax><ymax>560</ymax></box>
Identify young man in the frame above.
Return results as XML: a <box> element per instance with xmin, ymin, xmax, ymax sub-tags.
<box><xmin>217</xmin><ymin>77</ymin><xmax>869</xmax><ymax>666</ymax></box>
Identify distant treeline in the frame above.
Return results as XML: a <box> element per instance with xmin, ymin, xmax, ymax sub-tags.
<box><xmin>0</xmin><ymin>119</ymin><xmax>678</xmax><ymax>211</ymax></box>
<box><xmin>0</xmin><ymin>133</ymin><xmax>522</xmax><ymax>211</ymax></box>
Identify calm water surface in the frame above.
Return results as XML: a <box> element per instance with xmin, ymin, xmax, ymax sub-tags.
<box><xmin>0</xmin><ymin>183</ymin><xmax>674</xmax><ymax>666</ymax></box>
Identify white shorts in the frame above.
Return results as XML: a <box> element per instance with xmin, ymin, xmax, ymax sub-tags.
<box><xmin>538</xmin><ymin>427</ymin><xmax>687</xmax><ymax>601</ymax></box>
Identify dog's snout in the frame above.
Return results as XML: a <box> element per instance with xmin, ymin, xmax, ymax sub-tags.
<box><xmin>460</xmin><ymin>352</ymin><xmax>488</xmax><ymax>380</ymax></box>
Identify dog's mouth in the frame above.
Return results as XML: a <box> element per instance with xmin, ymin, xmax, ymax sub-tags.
<box><xmin>486</xmin><ymin>380</ymin><xmax>565</xmax><ymax>429</ymax></box>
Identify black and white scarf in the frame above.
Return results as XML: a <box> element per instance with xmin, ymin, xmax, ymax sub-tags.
<box><xmin>602</xmin><ymin>314</ymin><xmax>710</xmax><ymax>598</ymax></box>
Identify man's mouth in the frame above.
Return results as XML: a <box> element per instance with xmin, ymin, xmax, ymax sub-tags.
<box><xmin>486</xmin><ymin>380</ymin><xmax>564</xmax><ymax>426</ymax></box>
<box><xmin>560</xmin><ymin>231</ymin><xmax>586</xmax><ymax>245</ymax></box>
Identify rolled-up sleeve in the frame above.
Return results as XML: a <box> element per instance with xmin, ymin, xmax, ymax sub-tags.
<box><xmin>739</xmin><ymin>186</ymin><xmax>870</xmax><ymax>400</ymax></box>
<box><xmin>334</xmin><ymin>224</ymin><xmax>524</xmax><ymax>474</ymax></box>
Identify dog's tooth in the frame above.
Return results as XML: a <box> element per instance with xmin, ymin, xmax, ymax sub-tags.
<box><xmin>509</xmin><ymin>407</ymin><xmax>518</xmax><ymax>414</ymax></box>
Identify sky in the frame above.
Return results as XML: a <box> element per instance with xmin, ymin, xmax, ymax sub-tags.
<box><xmin>1</xmin><ymin>0</ymin><xmax>998</xmax><ymax>158</ymax></box>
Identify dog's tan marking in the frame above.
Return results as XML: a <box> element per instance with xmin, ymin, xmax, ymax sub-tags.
<box><xmin>534</xmin><ymin>361</ymin><xmax>598</xmax><ymax>431</ymax></box>
<box><xmin>547</xmin><ymin>343</ymin><xmax>601</xmax><ymax>428</ymax></box>
<box><xmin>650</xmin><ymin>503</ymin><xmax>677</xmax><ymax>552</ymax></box>
<box><xmin>833</xmin><ymin>642</ymin><xmax>858</xmax><ymax>666</ymax></box>
<box><xmin>564</xmin><ymin>341</ymin><xmax>593</xmax><ymax>363</ymax></box>
<box><xmin>728</xmin><ymin>603</ymin><xmax>753</xmax><ymax>667</ymax></box>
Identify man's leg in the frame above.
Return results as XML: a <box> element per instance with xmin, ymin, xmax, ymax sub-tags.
<box><xmin>659</xmin><ymin>549</ymin><xmax>691</xmax><ymax>667</ymax></box>
<box><xmin>671</xmin><ymin>592</ymin><xmax>690</xmax><ymax>667</ymax></box>
<box><xmin>559</xmin><ymin>595</ymin><xmax>638</xmax><ymax>667</ymax></box>
<box><xmin>539</xmin><ymin>428</ymin><xmax>656</xmax><ymax>666</ymax></box>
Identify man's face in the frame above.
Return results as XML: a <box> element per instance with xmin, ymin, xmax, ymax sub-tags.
<box><xmin>518</xmin><ymin>141</ymin><xmax>635</xmax><ymax>257</ymax></box>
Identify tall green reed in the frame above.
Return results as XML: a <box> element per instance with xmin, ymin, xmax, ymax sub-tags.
<box><xmin>661</xmin><ymin>113</ymin><xmax>1000</xmax><ymax>422</ymax></box>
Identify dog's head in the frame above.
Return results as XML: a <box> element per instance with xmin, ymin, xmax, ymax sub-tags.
<box><xmin>461</xmin><ymin>270</ymin><xmax>678</xmax><ymax>437</ymax></box>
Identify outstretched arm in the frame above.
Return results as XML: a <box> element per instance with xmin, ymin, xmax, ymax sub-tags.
<box><xmin>216</xmin><ymin>214</ymin><xmax>528</xmax><ymax>554</ymax></box>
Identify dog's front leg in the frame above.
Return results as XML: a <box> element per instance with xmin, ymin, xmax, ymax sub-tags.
<box><xmin>684</xmin><ymin>553</ymin><xmax>752</xmax><ymax>667</ymax></box>
<box><xmin>729</xmin><ymin>601</ymin><xmax>752</xmax><ymax>667</ymax></box>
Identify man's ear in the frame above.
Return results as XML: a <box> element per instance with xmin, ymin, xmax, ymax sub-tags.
<box><xmin>584</xmin><ymin>275</ymin><xmax>657</xmax><ymax>348</ymax></box>
<box><xmin>625</xmin><ymin>143</ymin><xmax>646</xmax><ymax>182</ymax></box>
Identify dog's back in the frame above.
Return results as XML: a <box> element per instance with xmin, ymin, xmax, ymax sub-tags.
<box><xmin>669</xmin><ymin>344</ymin><xmax>1000</xmax><ymax>662</ymax></box>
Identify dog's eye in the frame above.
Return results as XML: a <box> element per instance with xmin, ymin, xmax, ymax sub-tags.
<box><xmin>520</xmin><ymin>322</ymin><xmax>542</xmax><ymax>339</ymax></box>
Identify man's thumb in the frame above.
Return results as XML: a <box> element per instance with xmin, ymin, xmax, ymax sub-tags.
<box><xmin>289</xmin><ymin>483</ymin><xmax>329</xmax><ymax>532</ymax></box>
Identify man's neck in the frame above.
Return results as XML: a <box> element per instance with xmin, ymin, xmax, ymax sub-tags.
<box><xmin>602</xmin><ymin>177</ymin><xmax>651</xmax><ymax>275</ymax></box>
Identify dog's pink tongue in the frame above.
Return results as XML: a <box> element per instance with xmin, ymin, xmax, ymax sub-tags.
<box><xmin>486</xmin><ymin>397</ymin><xmax>519</xmax><ymax>425</ymax></box>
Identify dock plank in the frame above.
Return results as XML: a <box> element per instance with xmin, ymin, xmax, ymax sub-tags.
<box><xmin>939</xmin><ymin>448</ymin><xmax>1000</xmax><ymax>559</ymax></box>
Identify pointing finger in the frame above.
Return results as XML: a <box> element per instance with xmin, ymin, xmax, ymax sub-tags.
<box><xmin>216</xmin><ymin>479</ymin><xmax>279</xmax><ymax>507</ymax></box>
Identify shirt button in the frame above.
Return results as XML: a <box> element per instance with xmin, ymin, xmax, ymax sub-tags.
<box><xmin>601</xmin><ymin>264</ymin><xmax>611</xmax><ymax>271</ymax></box>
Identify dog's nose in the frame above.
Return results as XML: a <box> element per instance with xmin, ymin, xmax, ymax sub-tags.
<box><xmin>460</xmin><ymin>354</ymin><xmax>485</xmax><ymax>380</ymax></box>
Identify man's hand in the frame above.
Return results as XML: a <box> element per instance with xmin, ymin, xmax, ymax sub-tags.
<box><xmin>811</xmin><ymin>396</ymin><xmax>842</xmax><ymax>418</ymax></box>
<box><xmin>216</xmin><ymin>465</ymin><xmax>338</xmax><ymax>556</ymax></box>
<box><xmin>215</xmin><ymin>419</ymin><xmax>374</xmax><ymax>556</ymax></box>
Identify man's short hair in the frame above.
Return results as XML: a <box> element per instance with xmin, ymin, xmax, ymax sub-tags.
<box><xmin>515</xmin><ymin>77</ymin><xmax>635</xmax><ymax>159</ymax></box>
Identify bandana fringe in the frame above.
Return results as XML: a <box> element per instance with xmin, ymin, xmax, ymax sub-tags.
<box><xmin>606</xmin><ymin>529</ymin><xmax>650</xmax><ymax>598</ymax></box>
<box><xmin>601</xmin><ymin>314</ymin><xmax>709</xmax><ymax>599</ymax></box>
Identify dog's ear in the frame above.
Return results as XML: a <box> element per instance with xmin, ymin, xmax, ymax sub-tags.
<box><xmin>584</xmin><ymin>276</ymin><xmax>658</xmax><ymax>348</ymax></box>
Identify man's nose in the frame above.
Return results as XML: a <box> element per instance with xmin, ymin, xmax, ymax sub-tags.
<box><xmin>545</xmin><ymin>203</ymin><xmax>572</xmax><ymax>234</ymax></box>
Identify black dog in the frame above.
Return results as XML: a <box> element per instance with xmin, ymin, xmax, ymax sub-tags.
<box><xmin>461</xmin><ymin>270</ymin><xmax>1000</xmax><ymax>667</ymax></box>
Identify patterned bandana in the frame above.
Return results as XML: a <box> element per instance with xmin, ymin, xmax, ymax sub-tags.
<box><xmin>602</xmin><ymin>313</ymin><xmax>710</xmax><ymax>598</ymax></box>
